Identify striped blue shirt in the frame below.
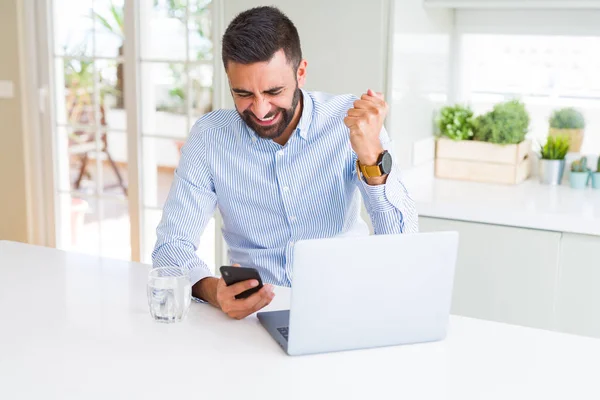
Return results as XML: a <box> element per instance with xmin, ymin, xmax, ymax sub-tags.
<box><xmin>152</xmin><ymin>89</ymin><xmax>418</xmax><ymax>287</ymax></box>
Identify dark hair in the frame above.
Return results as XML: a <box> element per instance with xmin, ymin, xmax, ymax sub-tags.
<box><xmin>222</xmin><ymin>6</ymin><xmax>302</xmax><ymax>71</ymax></box>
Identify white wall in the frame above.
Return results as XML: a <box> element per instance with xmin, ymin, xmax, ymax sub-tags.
<box><xmin>455</xmin><ymin>9</ymin><xmax>600</xmax><ymax>36</ymax></box>
<box><xmin>389</xmin><ymin>0</ymin><xmax>453</xmax><ymax>170</ymax></box>
<box><xmin>0</xmin><ymin>0</ymin><xmax>30</xmax><ymax>243</ymax></box>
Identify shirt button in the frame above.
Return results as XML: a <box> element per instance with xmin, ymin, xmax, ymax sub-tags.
<box><xmin>252</xmin><ymin>137</ymin><xmax>257</xmax><ymax>142</ymax></box>
<box><xmin>283</xmin><ymin>186</ymin><xmax>290</xmax><ymax>192</ymax></box>
<box><xmin>277</xmin><ymin>150</ymin><xmax>284</xmax><ymax>156</ymax></box>
<box><xmin>290</xmin><ymin>216</ymin><xmax>296</xmax><ymax>222</ymax></box>
<box><xmin>378</xmin><ymin>195</ymin><xmax>385</xmax><ymax>201</ymax></box>
<box><xmin>290</xmin><ymin>241</ymin><xmax>295</xmax><ymax>247</ymax></box>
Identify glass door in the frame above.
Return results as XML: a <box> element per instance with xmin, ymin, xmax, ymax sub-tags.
<box><xmin>137</xmin><ymin>0</ymin><xmax>216</xmax><ymax>270</ymax></box>
<box><xmin>51</xmin><ymin>0</ymin><xmax>131</xmax><ymax>260</ymax></box>
<box><xmin>44</xmin><ymin>0</ymin><xmax>216</xmax><ymax>270</ymax></box>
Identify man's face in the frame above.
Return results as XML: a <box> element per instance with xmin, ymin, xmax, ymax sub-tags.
<box><xmin>226</xmin><ymin>49</ymin><xmax>305</xmax><ymax>140</ymax></box>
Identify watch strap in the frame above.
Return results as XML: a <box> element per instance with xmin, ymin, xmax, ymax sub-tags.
<box><xmin>356</xmin><ymin>159</ymin><xmax>383</xmax><ymax>179</ymax></box>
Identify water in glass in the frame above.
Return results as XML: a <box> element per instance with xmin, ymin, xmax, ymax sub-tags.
<box><xmin>147</xmin><ymin>267</ymin><xmax>191</xmax><ymax>323</ymax></box>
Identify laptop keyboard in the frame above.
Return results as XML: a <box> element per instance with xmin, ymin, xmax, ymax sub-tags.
<box><xmin>277</xmin><ymin>327</ymin><xmax>289</xmax><ymax>341</ymax></box>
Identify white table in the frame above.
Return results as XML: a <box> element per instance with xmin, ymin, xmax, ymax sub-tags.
<box><xmin>2</xmin><ymin>241</ymin><xmax>599</xmax><ymax>400</ymax></box>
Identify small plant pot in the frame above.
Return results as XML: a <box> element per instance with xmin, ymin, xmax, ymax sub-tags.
<box><xmin>549</xmin><ymin>128</ymin><xmax>584</xmax><ymax>153</ymax></box>
<box><xmin>569</xmin><ymin>172</ymin><xmax>590</xmax><ymax>189</ymax></box>
<box><xmin>539</xmin><ymin>159</ymin><xmax>565</xmax><ymax>185</ymax></box>
<box><xmin>592</xmin><ymin>172</ymin><xmax>600</xmax><ymax>189</ymax></box>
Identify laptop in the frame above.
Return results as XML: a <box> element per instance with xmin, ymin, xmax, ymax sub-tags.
<box><xmin>257</xmin><ymin>231</ymin><xmax>459</xmax><ymax>356</ymax></box>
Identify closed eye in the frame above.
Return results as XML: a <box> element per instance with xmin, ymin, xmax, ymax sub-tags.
<box><xmin>232</xmin><ymin>87</ymin><xmax>285</xmax><ymax>98</ymax></box>
<box><xmin>265</xmin><ymin>90</ymin><xmax>283</xmax><ymax>96</ymax></box>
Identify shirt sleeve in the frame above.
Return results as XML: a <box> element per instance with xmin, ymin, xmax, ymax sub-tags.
<box><xmin>151</xmin><ymin>122</ymin><xmax>217</xmax><ymax>287</ymax></box>
<box><xmin>354</xmin><ymin>126</ymin><xmax>419</xmax><ymax>234</ymax></box>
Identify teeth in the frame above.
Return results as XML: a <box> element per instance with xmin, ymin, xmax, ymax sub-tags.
<box><xmin>258</xmin><ymin>114</ymin><xmax>276</xmax><ymax>121</ymax></box>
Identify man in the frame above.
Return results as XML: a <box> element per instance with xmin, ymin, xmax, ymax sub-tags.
<box><xmin>152</xmin><ymin>6</ymin><xmax>418</xmax><ymax>319</ymax></box>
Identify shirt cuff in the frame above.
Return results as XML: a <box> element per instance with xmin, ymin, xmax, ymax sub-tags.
<box><xmin>189</xmin><ymin>268</ymin><xmax>214</xmax><ymax>304</ymax></box>
<box><xmin>359</xmin><ymin>167</ymin><xmax>401</xmax><ymax>213</ymax></box>
<box><xmin>188</xmin><ymin>266</ymin><xmax>213</xmax><ymax>286</ymax></box>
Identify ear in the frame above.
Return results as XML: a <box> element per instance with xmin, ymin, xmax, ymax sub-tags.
<box><xmin>296</xmin><ymin>59</ymin><xmax>308</xmax><ymax>89</ymax></box>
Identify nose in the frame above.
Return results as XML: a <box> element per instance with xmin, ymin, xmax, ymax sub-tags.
<box><xmin>251</xmin><ymin>96</ymin><xmax>271</xmax><ymax>119</ymax></box>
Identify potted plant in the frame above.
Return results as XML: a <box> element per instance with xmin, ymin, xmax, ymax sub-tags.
<box><xmin>435</xmin><ymin>100</ymin><xmax>531</xmax><ymax>185</ymax></box>
<box><xmin>569</xmin><ymin>156</ymin><xmax>591</xmax><ymax>189</ymax></box>
<box><xmin>592</xmin><ymin>157</ymin><xmax>600</xmax><ymax>190</ymax></box>
<box><xmin>436</xmin><ymin>104</ymin><xmax>475</xmax><ymax>141</ymax></box>
<box><xmin>539</xmin><ymin>135</ymin><xmax>570</xmax><ymax>185</ymax></box>
<box><xmin>473</xmin><ymin>99</ymin><xmax>530</xmax><ymax>144</ymax></box>
<box><xmin>548</xmin><ymin>108</ymin><xmax>585</xmax><ymax>153</ymax></box>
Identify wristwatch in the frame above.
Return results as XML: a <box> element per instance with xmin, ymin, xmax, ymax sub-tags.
<box><xmin>356</xmin><ymin>150</ymin><xmax>393</xmax><ymax>179</ymax></box>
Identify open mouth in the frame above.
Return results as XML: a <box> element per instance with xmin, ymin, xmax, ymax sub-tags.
<box><xmin>253</xmin><ymin>111</ymin><xmax>281</xmax><ymax>127</ymax></box>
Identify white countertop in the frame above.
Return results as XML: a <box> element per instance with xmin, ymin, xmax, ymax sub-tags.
<box><xmin>2</xmin><ymin>240</ymin><xmax>600</xmax><ymax>399</ymax></box>
<box><xmin>403</xmin><ymin>166</ymin><xmax>600</xmax><ymax>236</ymax></box>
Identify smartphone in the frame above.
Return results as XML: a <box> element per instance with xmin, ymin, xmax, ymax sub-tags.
<box><xmin>220</xmin><ymin>266</ymin><xmax>264</xmax><ymax>299</ymax></box>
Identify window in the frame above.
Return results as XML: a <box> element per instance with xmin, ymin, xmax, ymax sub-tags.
<box><xmin>459</xmin><ymin>34</ymin><xmax>600</xmax><ymax>154</ymax></box>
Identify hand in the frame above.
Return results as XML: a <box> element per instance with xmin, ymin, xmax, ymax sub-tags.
<box><xmin>194</xmin><ymin>264</ymin><xmax>275</xmax><ymax>320</ymax></box>
<box><xmin>343</xmin><ymin>89</ymin><xmax>388</xmax><ymax>166</ymax></box>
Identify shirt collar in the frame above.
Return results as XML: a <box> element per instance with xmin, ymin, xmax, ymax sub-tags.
<box><xmin>243</xmin><ymin>89</ymin><xmax>314</xmax><ymax>144</ymax></box>
<box><xmin>296</xmin><ymin>89</ymin><xmax>313</xmax><ymax>141</ymax></box>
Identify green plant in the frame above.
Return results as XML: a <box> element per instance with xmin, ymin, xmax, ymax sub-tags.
<box><xmin>169</xmin><ymin>87</ymin><xmax>185</xmax><ymax>102</ymax></box>
<box><xmin>155</xmin><ymin>1</ymin><xmax>213</xmax><ymax>113</ymax></box>
<box><xmin>540</xmin><ymin>135</ymin><xmax>570</xmax><ymax>160</ymax></box>
<box><xmin>64</xmin><ymin>58</ymin><xmax>93</xmax><ymax>92</ymax></box>
<box><xmin>90</xmin><ymin>1</ymin><xmax>125</xmax><ymax>107</ymax></box>
<box><xmin>436</xmin><ymin>105</ymin><xmax>475</xmax><ymax>141</ymax></box>
<box><xmin>63</xmin><ymin>40</ymin><xmax>117</xmax><ymax>109</ymax></box>
<box><xmin>549</xmin><ymin>108</ymin><xmax>585</xmax><ymax>130</ymax></box>
<box><xmin>473</xmin><ymin>100</ymin><xmax>529</xmax><ymax>144</ymax></box>
<box><xmin>155</xmin><ymin>0</ymin><xmax>213</xmax><ymax>60</ymax></box>
<box><xmin>93</xmin><ymin>2</ymin><xmax>124</xmax><ymax>39</ymax></box>
<box><xmin>571</xmin><ymin>156</ymin><xmax>590</xmax><ymax>173</ymax></box>
<box><xmin>597</xmin><ymin>157</ymin><xmax>600</xmax><ymax>173</ymax></box>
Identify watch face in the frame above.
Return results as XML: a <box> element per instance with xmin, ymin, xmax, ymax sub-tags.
<box><xmin>380</xmin><ymin>151</ymin><xmax>393</xmax><ymax>174</ymax></box>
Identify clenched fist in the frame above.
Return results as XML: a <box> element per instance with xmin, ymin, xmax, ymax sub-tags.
<box><xmin>344</xmin><ymin>89</ymin><xmax>388</xmax><ymax>168</ymax></box>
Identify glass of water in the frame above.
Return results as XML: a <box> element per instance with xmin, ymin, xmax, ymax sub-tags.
<box><xmin>147</xmin><ymin>266</ymin><xmax>192</xmax><ymax>323</ymax></box>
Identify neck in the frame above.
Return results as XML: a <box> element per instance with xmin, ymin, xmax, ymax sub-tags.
<box><xmin>273</xmin><ymin>94</ymin><xmax>303</xmax><ymax>146</ymax></box>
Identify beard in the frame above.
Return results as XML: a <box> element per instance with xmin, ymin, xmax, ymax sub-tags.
<box><xmin>239</xmin><ymin>86</ymin><xmax>301</xmax><ymax>140</ymax></box>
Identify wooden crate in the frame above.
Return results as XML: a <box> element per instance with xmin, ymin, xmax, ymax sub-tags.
<box><xmin>435</xmin><ymin>138</ymin><xmax>531</xmax><ymax>185</ymax></box>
